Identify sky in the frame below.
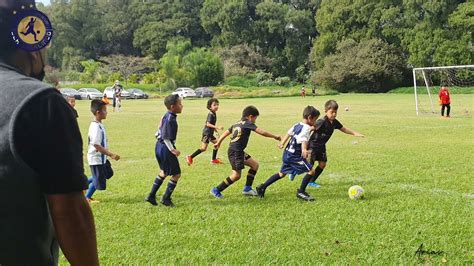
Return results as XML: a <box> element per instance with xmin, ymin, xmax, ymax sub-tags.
<box><xmin>36</xmin><ymin>0</ymin><xmax>51</xmax><ymax>6</ymax></box>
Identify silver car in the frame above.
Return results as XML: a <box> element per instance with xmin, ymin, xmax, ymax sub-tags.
<box><xmin>78</xmin><ymin>88</ymin><xmax>103</xmax><ymax>100</ymax></box>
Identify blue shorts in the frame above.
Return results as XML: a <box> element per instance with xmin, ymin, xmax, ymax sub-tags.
<box><xmin>280</xmin><ymin>157</ymin><xmax>312</xmax><ymax>175</ymax></box>
<box><xmin>155</xmin><ymin>141</ymin><xmax>181</xmax><ymax>176</ymax></box>
<box><xmin>90</xmin><ymin>164</ymin><xmax>108</xmax><ymax>190</ymax></box>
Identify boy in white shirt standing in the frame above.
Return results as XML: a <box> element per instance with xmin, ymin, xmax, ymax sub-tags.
<box><xmin>85</xmin><ymin>100</ymin><xmax>120</xmax><ymax>203</ymax></box>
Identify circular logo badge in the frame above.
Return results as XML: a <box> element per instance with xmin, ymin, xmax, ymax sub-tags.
<box><xmin>10</xmin><ymin>9</ymin><xmax>53</xmax><ymax>51</ymax></box>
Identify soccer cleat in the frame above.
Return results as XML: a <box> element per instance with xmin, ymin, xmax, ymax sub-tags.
<box><xmin>186</xmin><ymin>155</ymin><xmax>193</xmax><ymax>166</ymax></box>
<box><xmin>242</xmin><ymin>186</ymin><xmax>258</xmax><ymax>196</ymax></box>
<box><xmin>145</xmin><ymin>196</ymin><xmax>158</xmax><ymax>206</ymax></box>
<box><xmin>308</xmin><ymin>182</ymin><xmax>321</xmax><ymax>188</ymax></box>
<box><xmin>86</xmin><ymin>198</ymin><xmax>100</xmax><ymax>204</ymax></box>
<box><xmin>210</xmin><ymin>187</ymin><xmax>224</xmax><ymax>199</ymax></box>
<box><xmin>256</xmin><ymin>185</ymin><xmax>266</xmax><ymax>198</ymax></box>
<box><xmin>289</xmin><ymin>174</ymin><xmax>296</xmax><ymax>181</ymax></box>
<box><xmin>211</xmin><ymin>158</ymin><xmax>223</xmax><ymax>164</ymax></box>
<box><xmin>296</xmin><ymin>190</ymin><xmax>315</xmax><ymax>201</ymax></box>
<box><xmin>160</xmin><ymin>197</ymin><xmax>175</xmax><ymax>207</ymax></box>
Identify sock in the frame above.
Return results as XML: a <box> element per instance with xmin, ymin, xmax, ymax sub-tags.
<box><xmin>216</xmin><ymin>177</ymin><xmax>234</xmax><ymax>192</ymax></box>
<box><xmin>309</xmin><ymin>166</ymin><xmax>324</xmax><ymax>183</ymax></box>
<box><xmin>245</xmin><ymin>169</ymin><xmax>257</xmax><ymax>187</ymax></box>
<box><xmin>190</xmin><ymin>149</ymin><xmax>202</xmax><ymax>158</ymax></box>
<box><xmin>85</xmin><ymin>182</ymin><xmax>96</xmax><ymax>199</ymax></box>
<box><xmin>87</xmin><ymin>177</ymin><xmax>93</xmax><ymax>184</ymax></box>
<box><xmin>262</xmin><ymin>173</ymin><xmax>284</xmax><ymax>189</ymax></box>
<box><xmin>149</xmin><ymin>176</ymin><xmax>164</xmax><ymax>198</ymax></box>
<box><xmin>299</xmin><ymin>174</ymin><xmax>314</xmax><ymax>192</ymax></box>
<box><xmin>162</xmin><ymin>180</ymin><xmax>177</xmax><ymax>200</ymax></box>
<box><xmin>212</xmin><ymin>149</ymin><xmax>218</xmax><ymax>160</ymax></box>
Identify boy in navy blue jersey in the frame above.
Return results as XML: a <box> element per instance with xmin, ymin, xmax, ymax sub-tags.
<box><xmin>210</xmin><ymin>106</ymin><xmax>281</xmax><ymax>198</ymax></box>
<box><xmin>256</xmin><ymin>106</ymin><xmax>320</xmax><ymax>201</ymax></box>
<box><xmin>301</xmin><ymin>100</ymin><xmax>364</xmax><ymax>193</ymax></box>
<box><xmin>145</xmin><ymin>94</ymin><xmax>183</xmax><ymax>207</ymax></box>
<box><xmin>186</xmin><ymin>98</ymin><xmax>224</xmax><ymax>165</ymax></box>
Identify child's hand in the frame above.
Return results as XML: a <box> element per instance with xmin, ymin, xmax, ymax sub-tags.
<box><xmin>302</xmin><ymin>150</ymin><xmax>309</xmax><ymax>159</ymax></box>
<box><xmin>274</xmin><ymin>135</ymin><xmax>282</xmax><ymax>141</ymax></box>
<box><xmin>354</xmin><ymin>132</ymin><xmax>364</xmax><ymax>137</ymax></box>
<box><xmin>214</xmin><ymin>142</ymin><xmax>221</xmax><ymax>149</ymax></box>
<box><xmin>111</xmin><ymin>154</ymin><xmax>120</xmax><ymax>161</ymax></box>
<box><xmin>171</xmin><ymin>149</ymin><xmax>180</xmax><ymax>157</ymax></box>
<box><xmin>278</xmin><ymin>143</ymin><xmax>284</xmax><ymax>149</ymax></box>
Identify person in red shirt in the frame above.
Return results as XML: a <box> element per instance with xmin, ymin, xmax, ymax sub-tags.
<box><xmin>439</xmin><ymin>86</ymin><xmax>451</xmax><ymax>117</ymax></box>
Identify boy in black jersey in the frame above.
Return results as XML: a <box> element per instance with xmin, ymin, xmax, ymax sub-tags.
<box><xmin>299</xmin><ymin>100</ymin><xmax>364</xmax><ymax>194</ymax></box>
<box><xmin>210</xmin><ymin>106</ymin><xmax>281</xmax><ymax>198</ymax></box>
<box><xmin>186</xmin><ymin>98</ymin><xmax>224</xmax><ymax>165</ymax></box>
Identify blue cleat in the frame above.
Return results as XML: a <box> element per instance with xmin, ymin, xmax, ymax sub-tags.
<box><xmin>210</xmin><ymin>187</ymin><xmax>224</xmax><ymax>199</ymax></box>
<box><xmin>242</xmin><ymin>186</ymin><xmax>258</xmax><ymax>196</ymax></box>
<box><xmin>308</xmin><ymin>182</ymin><xmax>321</xmax><ymax>188</ymax></box>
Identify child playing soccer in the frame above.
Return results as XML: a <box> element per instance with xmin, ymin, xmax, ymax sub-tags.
<box><xmin>256</xmin><ymin>106</ymin><xmax>320</xmax><ymax>201</ymax></box>
<box><xmin>186</xmin><ymin>98</ymin><xmax>224</xmax><ymax>165</ymax></box>
<box><xmin>85</xmin><ymin>100</ymin><xmax>120</xmax><ymax>203</ymax></box>
<box><xmin>210</xmin><ymin>106</ymin><xmax>281</xmax><ymax>198</ymax></box>
<box><xmin>145</xmin><ymin>94</ymin><xmax>183</xmax><ymax>207</ymax></box>
<box><xmin>300</xmin><ymin>100</ymin><xmax>364</xmax><ymax>193</ymax></box>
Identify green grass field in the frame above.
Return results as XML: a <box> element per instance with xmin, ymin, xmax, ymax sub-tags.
<box><xmin>68</xmin><ymin>94</ymin><xmax>473</xmax><ymax>264</ymax></box>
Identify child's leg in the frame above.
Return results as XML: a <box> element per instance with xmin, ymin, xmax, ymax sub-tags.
<box><xmin>261</xmin><ymin>172</ymin><xmax>286</xmax><ymax>189</ymax></box>
<box><xmin>190</xmin><ymin>142</ymin><xmax>208</xmax><ymax>159</ymax></box>
<box><xmin>215</xmin><ymin>170</ymin><xmax>241</xmax><ymax>192</ymax></box>
<box><xmin>211</xmin><ymin>139</ymin><xmax>219</xmax><ymax>160</ymax></box>
<box><xmin>446</xmin><ymin>104</ymin><xmax>451</xmax><ymax>117</ymax></box>
<box><xmin>85</xmin><ymin>181</ymin><xmax>96</xmax><ymax>199</ymax></box>
<box><xmin>148</xmin><ymin>170</ymin><xmax>166</xmax><ymax>199</ymax></box>
<box><xmin>243</xmin><ymin>158</ymin><xmax>259</xmax><ymax>189</ymax></box>
<box><xmin>309</xmin><ymin>161</ymin><xmax>326</xmax><ymax>183</ymax></box>
<box><xmin>441</xmin><ymin>105</ymin><xmax>445</xmax><ymax>116</ymax></box>
<box><xmin>162</xmin><ymin>174</ymin><xmax>181</xmax><ymax>201</ymax></box>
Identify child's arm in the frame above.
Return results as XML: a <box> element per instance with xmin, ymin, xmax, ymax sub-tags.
<box><xmin>278</xmin><ymin>134</ymin><xmax>290</xmax><ymax>149</ymax></box>
<box><xmin>339</xmin><ymin>127</ymin><xmax>364</xmax><ymax>137</ymax></box>
<box><xmin>214</xmin><ymin>129</ymin><xmax>231</xmax><ymax>149</ymax></box>
<box><xmin>161</xmin><ymin>139</ymin><xmax>180</xmax><ymax>157</ymax></box>
<box><xmin>255</xmin><ymin>128</ymin><xmax>281</xmax><ymax>141</ymax></box>
<box><xmin>301</xmin><ymin>141</ymin><xmax>310</xmax><ymax>159</ymax></box>
<box><xmin>93</xmin><ymin>144</ymin><xmax>120</xmax><ymax>160</ymax></box>
<box><xmin>206</xmin><ymin>122</ymin><xmax>224</xmax><ymax>131</ymax></box>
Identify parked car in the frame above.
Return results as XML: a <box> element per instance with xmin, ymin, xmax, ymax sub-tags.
<box><xmin>103</xmin><ymin>87</ymin><xmax>131</xmax><ymax>99</ymax></box>
<box><xmin>128</xmin><ymin>88</ymin><xmax>149</xmax><ymax>99</ymax></box>
<box><xmin>172</xmin><ymin>87</ymin><xmax>196</xmax><ymax>98</ymax></box>
<box><xmin>195</xmin><ymin>87</ymin><xmax>214</xmax><ymax>98</ymax></box>
<box><xmin>77</xmin><ymin>88</ymin><xmax>103</xmax><ymax>100</ymax></box>
<box><xmin>60</xmin><ymin>88</ymin><xmax>81</xmax><ymax>99</ymax></box>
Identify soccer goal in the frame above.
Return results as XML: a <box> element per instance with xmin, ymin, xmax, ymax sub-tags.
<box><xmin>412</xmin><ymin>65</ymin><xmax>474</xmax><ymax>116</ymax></box>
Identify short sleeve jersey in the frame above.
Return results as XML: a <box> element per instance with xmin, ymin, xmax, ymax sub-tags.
<box><xmin>309</xmin><ymin>116</ymin><xmax>343</xmax><ymax>149</ymax></box>
<box><xmin>284</xmin><ymin>122</ymin><xmax>312</xmax><ymax>158</ymax></box>
<box><xmin>87</xmin><ymin>121</ymin><xmax>108</xmax><ymax>165</ymax></box>
<box><xmin>228</xmin><ymin>119</ymin><xmax>257</xmax><ymax>152</ymax></box>
<box><xmin>202</xmin><ymin>111</ymin><xmax>217</xmax><ymax>136</ymax></box>
<box><xmin>156</xmin><ymin>111</ymin><xmax>178</xmax><ymax>144</ymax></box>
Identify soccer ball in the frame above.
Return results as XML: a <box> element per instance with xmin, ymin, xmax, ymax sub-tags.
<box><xmin>348</xmin><ymin>185</ymin><xmax>364</xmax><ymax>200</ymax></box>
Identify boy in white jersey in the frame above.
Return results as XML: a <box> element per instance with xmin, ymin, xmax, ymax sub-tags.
<box><xmin>256</xmin><ymin>106</ymin><xmax>320</xmax><ymax>201</ymax></box>
<box><xmin>85</xmin><ymin>100</ymin><xmax>120</xmax><ymax>203</ymax></box>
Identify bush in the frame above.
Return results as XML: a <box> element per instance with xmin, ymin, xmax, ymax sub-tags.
<box><xmin>275</xmin><ymin>76</ymin><xmax>292</xmax><ymax>86</ymax></box>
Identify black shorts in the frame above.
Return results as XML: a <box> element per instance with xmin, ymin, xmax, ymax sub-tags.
<box><xmin>155</xmin><ymin>141</ymin><xmax>181</xmax><ymax>176</ymax></box>
<box><xmin>310</xmin><ymin>146</ymin><xmax>327</xmax><ymax>163</ymax></box>
<box><xmin>201</xmin><ymin>134</ymin><xmax>216</xmax><ymax>144</ymax></box>
<box><xmin>227</xmin><ymin>149</ymin><xmax>251</xmax><ymax>171</ymax></box>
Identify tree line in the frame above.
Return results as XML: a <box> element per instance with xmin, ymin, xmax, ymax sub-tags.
<box><xmin>39</xmin><ymin>0</ymin><xmax>472</xmax><ymax>92</ymax></box>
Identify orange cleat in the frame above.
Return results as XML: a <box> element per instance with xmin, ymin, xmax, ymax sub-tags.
<box><xmin>186</xmin><ymin>155</ymin><xmax>193</xmax><ymax>166</ymax></box>
<box><xmin>211</xmin><ymin>158</ymin><xmax>224</xmax><ymax>165</ymax></box>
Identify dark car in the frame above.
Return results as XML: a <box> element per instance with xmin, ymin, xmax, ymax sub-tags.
<box><xmin>195</xmin><ymin>87</ymin><xmax>214</xmax><ymax>98</ymax></box>
<box><xmin>60</xmin><ymin>88</ymin><xmax>81</xmax><ymax>99</ymax></box>
<box><xmin>128</xmin><ymin>88</ymin><xmax>149</xmax><ymax>99</ymax></box>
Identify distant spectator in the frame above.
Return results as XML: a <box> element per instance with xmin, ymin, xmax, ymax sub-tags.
<box><xmin>439</xmin><ymin>86</ymin><xmax>451</xmax><ymax>118</ymax></box>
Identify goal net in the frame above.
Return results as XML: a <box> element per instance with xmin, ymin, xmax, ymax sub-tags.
<box><xmin>412</xmin><ymin>65</ymin><xmax>474</xmax><ymax>116</ymax></box>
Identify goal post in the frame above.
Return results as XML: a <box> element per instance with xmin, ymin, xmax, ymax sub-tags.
<box><xmin>412</xmin><ymin>65</ymin><xmax>474</xmax><ymax>116</ymax></box>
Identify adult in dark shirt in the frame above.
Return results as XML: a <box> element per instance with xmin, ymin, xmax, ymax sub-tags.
<box><xmin>0</xmin><ymin>1</ymin><xmax>98</xmax><ymax>265</ymax></box>
<box><xmin>300</xmin><ymin>100</ymin><xmax>364</xmax><ymax>192</ymax></box>
<box><xmin>210</xmin><ymin>106</ymin><xmax>281</xmax><ymax>198</ymax></box>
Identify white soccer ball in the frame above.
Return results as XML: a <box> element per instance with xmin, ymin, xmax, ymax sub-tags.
<box><xmin>348</xmin><ymin>185</ymin><xmax>364</xmax><ymax>200</ymax></box>
<box><xmin>345</xmin><ymin>106</ymin><xmax>349</xmax><ymax>111</ymax></box>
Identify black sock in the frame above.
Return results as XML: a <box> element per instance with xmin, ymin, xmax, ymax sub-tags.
<box><xmin>190</xmin><ymin>149</ymin><xmax>202</xmax><ymax>158</ymax></box>
<box><xmin>212</xmin><ymin>149</ymin><xmax>218</xmax><ymax>160</ymax></box>
<box><xmin>162</xmin><ymin>180</ymin><xmax>177</xmax><ymax>200</ymax></box>
<box><xmin>245</xmin><ymin>169</ymin><xmax>257</xmax><ymax>187</ymax></box>
<box><xmin>309</xmin><ymin>166</ymin><xmax>324</xmax><ymax>183</ymax></box>
<box><xmin>262</xmin><ymin>173</ymin><xmax>284</xmax><ymax>189</ymax></box>
<box><xmin>149</xmin><ymin>176</ymin><xmax>164</xmax><ymax>198</ymax></box>
<box><xmin>300</xmin><ymin>174</ymin><xmax>314</xmax><ymax>192</ymax></box>
<box><xmin>216</xmin><ymin>177</ymin><xmax>234</xmax><ymax>192</ymax></box>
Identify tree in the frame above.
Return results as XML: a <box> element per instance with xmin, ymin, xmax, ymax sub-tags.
<box><xmin>183</xmin><ymin>48</ymin><xmax>224</xmax><ymax>87</ymax></box>
<box><xmin>102</xmin><ymin>54</ymin><xmax>155</xmax><ymax>85</ymax></box>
